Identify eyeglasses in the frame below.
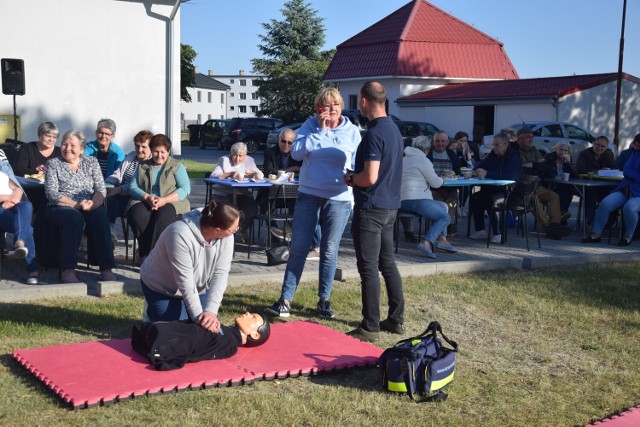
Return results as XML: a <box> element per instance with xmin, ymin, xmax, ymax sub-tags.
<box><xmin>594</xmin><ymin>144</ymin><xmax>608</xmax><ymax>149</ymax></box>
<box><xmin>320</xmin><ymin>103</ymin><xmax>341</xmax><ymax>110</ymax></box>
<box><xmin>279</xmin><ymin>139</ymin><xmax>293</xmax><ymax>145</ymax></box>
<box><xmin>97</xmin><ymin>131</ymin><xmax>113</xmax><ymax>137</ymax></box>
<box><xmin>226</xmin><ymin>225</ymin><xmax>240</xmax><ymax>234</ymax></box>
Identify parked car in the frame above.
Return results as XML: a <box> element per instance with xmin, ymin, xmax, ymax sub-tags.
<box><xmin>266</xmin><ymin>123</ymin><xmax>303</xmax><ymax>149</ymax></box>
<box><xmin>480</xmin><ymin>121</ymin><xmax>596</xmax><ymax>160</ymax></box>
<box><xmin>220</xmin><ymin>117</ymin><xmax>284</xmax><ymax>153</ymax></box>
<box><xmin>342</xmin><ymin>109</ymin><xmax>401</xmax><ymax>137</ymax></box>
<box><xmin>198</xmin><ymin>119</ymin><xmax>230</xmax><ymax>149</ymax></box>
<box><xmin>395</xmin><ymin>120</ymin><xmax>442</xmax><ymax>147</ymax></box>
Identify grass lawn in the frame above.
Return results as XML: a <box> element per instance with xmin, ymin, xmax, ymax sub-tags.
<box><xmin>182</xmin><ymin>159</ymin><xmax>214</xmax><ymax>179</ymax></box>
<box><xmin>1</xmin><ymin>263</ymin><xmax>639</xmax><ymax>426</ymax></box>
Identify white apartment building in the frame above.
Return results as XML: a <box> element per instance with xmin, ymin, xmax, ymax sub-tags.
<box><xmin>213</xmin><ymin>71</ymin><xmax>264</xmax><ymax>118</ymax></box>
<box><xmin>181</xmin><ymin>71</ymin><xmax>229</xmax><ymax>129</ymax></box>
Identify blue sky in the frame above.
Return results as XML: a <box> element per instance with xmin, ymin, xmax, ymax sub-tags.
<box><xmin>181</xmin><ymin>0</ymin><xmax>640</xmax><ymax>79</ymax></box>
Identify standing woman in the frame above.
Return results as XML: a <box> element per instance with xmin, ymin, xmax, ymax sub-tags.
<box><xmin>128</xmin><ymin>134</ymin><xmax>191</xmax><ymax>261</ymax></box>
<box><xmin>265</xmin><ymin>87</ymin><xmax>361</xmax><ymax>319</ymax></box>
<box><xmin>44</xmin><ymin>129</ymin><xmax>116</xmax><ymax>283</ymax></box>
<box><xmin>140</xmin><ymin>201</ymin><xmax>240</xmax><ymax>330</ymax></box>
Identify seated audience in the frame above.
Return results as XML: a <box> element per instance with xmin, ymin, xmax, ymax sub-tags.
<box><xmin>576</xmin><ymin>136</ymin><xmax>617</xmax><ymax>224</ymax></box>
<box><xmin>128</xmin><ymin>134</ymin><xmax>190</xmax><ymax>261</ymax></box>
<box><xmin>615</xmin><ymin>133</ymin><xmax>640</xmax><ymax>170</ymax></box>
<box><xmin>83</xmin><ymin>118</ymin><xmax>125</xmax><ymax>179</ymax></box>
<box><xmin>0</xmin><ymin>149</ymin><xmax>39</xmax><ymax>284</ymax></box>
<box><xmin>544</xmin><ymin>142</ymin><xmax>578</xmax><ymax>221</ymax></box>
<box><xmin>12</xmin><ymin>121</ymin><xmax>62</xmax><ymax>212</ymax></box>
<box><xmin>105</xmin><ymin>130</ymin><xmax>153</xmax><ymax>242</ymax></box>
<box><xmin>450</xmin><ymin>131</ymin><xmax>479</xmax><ymax>169</ymax></box>
<box><xmin>469</xmin><ymin>133</ymin><xmax>521</xmax><ymax>242</ymax></box>
<box><xmin>427</xmin><ymin>131</ymin><xmax>460</xmax><ymax>236</ymax></box>
<box><xmin>210</xmin><ymin>142</ymin><xmax>262</xmax><ymax>243</ymax></box>
<box><xmin>43</xmin><ymin>129</ymin><xmax>116</xmax><ymax>283</ymax></box>
<box><xmin>401</xmin><ymin>138</ymin><xmax>457</xmax><ymax>259</ymax></box>
<box><xmin>582</xmin><ymin>148</ymin><xmax>640</xmax><ymax>246</ymax></box>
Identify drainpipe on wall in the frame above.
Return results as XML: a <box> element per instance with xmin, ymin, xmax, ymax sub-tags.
<box><xmin>551</xmin><ymin>96</ymin><xmax>559</xmax><ymax>121</ymax></box>
<box><xmin>167</xmin><ymin>0</ymin><xmax>181</xmax><ymax>147</ymax></box>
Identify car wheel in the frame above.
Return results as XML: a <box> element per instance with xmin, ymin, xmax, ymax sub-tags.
<box><xmin>245</xmin><ymin>140</ymin><xmax>258</xmax><ymax>154</ymax></box>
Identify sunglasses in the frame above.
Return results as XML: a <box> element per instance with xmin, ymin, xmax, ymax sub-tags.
<box><xmin>279</xmin><ymin>139</ymin><xmax>293</xmax><ymax>145</ymax></box>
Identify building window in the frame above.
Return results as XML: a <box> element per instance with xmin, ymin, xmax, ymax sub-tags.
<box><xmin>349</xmin><ymin>95</ymin><xmax>357</xmax><ymax>110</ymax></box>
<box><xmin>221</xmin><ymin>93</ymin><xmax>224</xmax><ymax>103</ymax></box>
<box><xmin>239</xmin><ymin>93</ymin><xmax>247</xmax><ymax>100</ymax></box>
<box><xmin>252</xmin><ymin>92</ymin><xmax>259</xmax><ymax>100</ymax></box>
<box><xmin>230</xmin><ymin>79</ymin><xmax>234</xmax><ymax>84</ymax></box>
<box><xmin>230</xmin><ymin>92</ymin><xmax>234</xmax><ymax>97</ymax></box>
<box><xmin>251</xmin><ymin>106</ymin><xmax>258</xmax><ymax>113</ymax></box>
<box><xmin>197</xmin><ymin>91</ymin><xmax>202</xmax><ymax>102</ymax></box>
<box><xmin>208</xmin><ymin>92</ymin><xmax>212</xmax><ymax>103</ymax></box>
<box><xmin>239</xmin><ymin>106</ymin><xmax>247</xmax><ymax>113</ymax></box>
<box><xmin>240</xmin><ymin>79</ymin><xmax>246</xmax><ymax>86</ymax></box>
<box><xmin>252</xmin><ymin>80</ymin><xmax>259</xmax><ymax>86</ymax></box>
<box><xmin>230</xmin><ymin>106</ymin><xmax>235</xmax><ymax>111</ymax></box>
<box><xmin>197</xmin><ymin>114</ymin><xmax>202</xmax><ymax>123</ymax></box>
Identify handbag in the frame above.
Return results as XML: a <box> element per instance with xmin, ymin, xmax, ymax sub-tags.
<box><xmin>378</xmin><ymin>321</ymin><xmax>458</xmax><ymax>402</ymax></box>
<box><xmin>266</xmin><ymin>245</ymin><xmax>289</xmax><ymax>265</ymax></box>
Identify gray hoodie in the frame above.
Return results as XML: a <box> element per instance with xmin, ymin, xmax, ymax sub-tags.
<box><xmin>140</xmin><ymin>209</ymin><xmax>234</xmax><ymax>320</ymax></box>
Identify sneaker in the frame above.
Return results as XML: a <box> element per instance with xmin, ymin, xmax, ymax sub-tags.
<box><xmin>270</xmin><ymin>225</ymin><xmax>292</xmax><ymax>242</ymax></box>
<box><xmin>490</xmin><ymin>234</ymin><xmax>502</xmax><ymax>244</ymax></box>
<box><xmin>6</xmin><ymin>246</ymin><xmax>28</xmax><ymax>260</ymax></box>
<box><xmin>306</xmin><ymin>248</ymin><xmax>320</xmax><ymax>261</ymax></box>
<box><xmin>470</xmin><ymin>230</ymin><xmax>488</xmax><ymax>240</ymax></box>
<box><xmin>380</xmin><ymin>318</ymin><xmax>404</xmax><ymax>334</ymax></box>
<box><xmin>264</xmin><ymin>300</ymin><xmax>291</xmax><ymax>318</ymax></box>
<box><xmin>317</xmin><ymin>298</ymin><xmax>334</xmax><ymax>318</ymax></box>
<box><xmin>26</xmin><ymin>274</ymin><xmax>39</xmax><ymax>285</ymax></box>
<box><xmin>347</xmin><ymin>327</ymin><xmax>380</xmax><ymax>343</ymax></box>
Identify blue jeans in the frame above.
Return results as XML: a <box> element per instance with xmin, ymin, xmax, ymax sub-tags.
<box><xmin>0</xmin><ymin>201</ymin><xmax>38</xmax><ymax>273</ymax></box>
<box><xmin>352</xmin><ymin>208</ymin><xmax>404</xmax><ymax>332</ymax></box>
<box><xmin>141</xmin><ymin>280</ymin><xmax>207</xmax><ymax>321</ymax></box>
<box><xmin>280</xmin><ymin>192</ymin><xmax>351</xmax><ymax>302</ymax></box>
<box><xmin>400</xmin><ymin>199</ymin><xmax>450</xmax><ymax>244</ymax></box>
<box><xmin>592</xmin><ymin>191</ymin><xmax>640</xmax><ymax>238</ymax></box>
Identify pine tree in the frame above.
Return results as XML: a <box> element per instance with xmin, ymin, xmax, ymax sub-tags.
<box><xmin>251</xmin><ymin>0</ymin><xmax>335</xmax><ymax>123</ymax></box>
<box><xmin>181</xmin><ymin>43</ymin><xmax>197</xmax><ymax>103</ymax></box>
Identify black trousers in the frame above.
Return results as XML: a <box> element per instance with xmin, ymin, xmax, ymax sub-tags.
<box><xmin>352</xmin><ymin>208</ymin><xmax>404</xmax><ymax>332</ymax></box>
<box><xmin>127</xmin><ymin>202</ymin><xmax>178</xmax><ymax>257</ymax></box>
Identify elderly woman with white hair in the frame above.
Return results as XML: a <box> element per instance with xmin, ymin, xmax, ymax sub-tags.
<box><xmin>544</xmin><ymin>141</ymin><xmax>578</xmax><ymax>219</ymax></box>
<box><xmin>44</xmin><ymin>129</ymin><xmax>116</xmax><ymax>283</ymax></box>
<box><xmin>210</xmin><ymin>142</ymin><xmax>263</xmax><ymax>242</ymax></box>
<box><xmin>400</xmin><ymin>137</ymin><xmax>457</xmax><ymax>259</ymax></box>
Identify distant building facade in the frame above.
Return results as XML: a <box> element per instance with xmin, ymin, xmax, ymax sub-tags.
<box><xmin>181</xmin><ymin>71</ymin><xmax>230</xmax><ymax>129</ymax></box>
<box><xmin>213</xmin><ymin>71</ymin><xmax>264</xmax><ymax>118</ymax></box>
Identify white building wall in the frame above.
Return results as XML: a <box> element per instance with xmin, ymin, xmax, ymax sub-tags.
<box><xmin>214</xmin><ymin>73</ymin><xmax>263</xmax><ymax>118</ymax></box>
<box><xmin>0</xmin><ymin>0</ymin><xmax>181</xmax><ymax>154</ymax></box>
<box><xmin>494</xmin><ymin>103</ymin><xmax>555</xmax><ymax>131</ymax></box>
<box><xmin>181</xmin><ymin>87</ymin><xmax>227</xmax><ymax>126</ymax></box>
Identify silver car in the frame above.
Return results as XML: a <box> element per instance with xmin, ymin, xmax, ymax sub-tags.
<box><xmin>510</xmin><ymin>121</ymin><xmax>596</xmax><ymax>159</ymax></box>
<box><xmin>266</xmin><ymin>123</ymin><xmax>303</xmax><ymax>149</ymax></box>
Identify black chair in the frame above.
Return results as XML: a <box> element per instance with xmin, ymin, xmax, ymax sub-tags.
<box><xmin>489</xmin><ymin>176</ymin><xmax>541</xmax><ymax>251</ymax></box>
<box><xmin>248</xmin><ymin>183</ymin><xmax>299</xmax><ymax>259</ymax></box>
<box><xmin>393</xmin><ymin>209</ymin><xmax>426</xmax><ymax>253</ymax></box>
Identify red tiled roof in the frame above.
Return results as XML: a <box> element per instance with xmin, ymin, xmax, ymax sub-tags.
<box><xmin>323</xmin><ymin>0</ymin><xmax>518</xmax><ymax>81</ymax></box>
<box><xmin>397</xmin><ymin>73</ymin><xmax>640</xmax><ymax>102</ymax></box>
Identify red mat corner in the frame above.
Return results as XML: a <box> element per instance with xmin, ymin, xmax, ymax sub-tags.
<box><xmin>13</xmin><ymin>320</ymin><xmax>382</xmax><ymax>409</ymax></box>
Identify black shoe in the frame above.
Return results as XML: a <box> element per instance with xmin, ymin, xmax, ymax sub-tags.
<box><xmin>616</xmin><ymin>238</ymin><xmax>632</xmax><ymax>247</ymax></box>
<box><xmin>581</xmin><ymin>236</ymin><xmax>602</xmax><ymax>243</ymax></box>
<box><xmin>347</xmin><ymin>327</ymin><xmax>379</xmax><ymax>343</ymax></box>
<box><xmin>317</xmin><ymin>298</ymin><xmax>334</xmax><ymax>318</ymax></box>
<box><xmin>380</xmin><ymin>318</ymin><xmax>404</xmax><ymax>334</ymax></box>
<box><xmin>447</xmin><ymin>224</ymin><xmax>458</xmax><ymax>238</ymax></box>
<box><xmin>404</xmin><ymin>232</ymin><xmax>418</xmax><ymax>243</ymax></box>
<box><xmin>264</xmin><ymin>300</ymin><xmax>291</xmax><ymax>317</ymax></box>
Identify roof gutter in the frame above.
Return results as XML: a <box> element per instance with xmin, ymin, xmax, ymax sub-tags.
<box><xmin>167</xmin><ymin>0</ymin><xmax>182</xmax><ymax>145</ymax></box>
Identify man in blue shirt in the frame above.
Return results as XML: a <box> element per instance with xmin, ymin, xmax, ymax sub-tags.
<box><xmin>345</xmin><ymin>81</ymin><xmax>404</xmax><ymax>343</ymax></box>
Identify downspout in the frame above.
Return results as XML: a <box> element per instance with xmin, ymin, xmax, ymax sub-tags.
<box><xmin>167</xmin><ymin>0</ymin><xmax>181</xmax><ymax>147</ymax></box>
<box><xmin>552</xmin><ymin>96</ymin><xmax>559</xmax><ymax>121</ymax></box>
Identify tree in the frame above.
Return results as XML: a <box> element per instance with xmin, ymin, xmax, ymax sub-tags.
<box><xmin>251</xmin><ymin>0</ymin><xmax>335</xmax><ymax>123</ymax></box>
<box><xmin>181</xmin><ymin>43</ymin><xmax>197</xmax><ymax>103</ymax></box>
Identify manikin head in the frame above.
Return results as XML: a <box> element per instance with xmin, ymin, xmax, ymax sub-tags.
<box><xmin>235</xmin><ymin>312</ymin><xmax>271</xmax><ymax>347</ymax></box>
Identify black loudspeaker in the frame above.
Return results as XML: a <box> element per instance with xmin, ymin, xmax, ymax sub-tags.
<box><xmin>1</xmin><ymin>58</ymin><xmax>25</xmax><ymax>96</ymax></box>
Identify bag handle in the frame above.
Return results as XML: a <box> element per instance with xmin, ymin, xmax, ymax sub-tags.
<box><xmin>394</xmin><ymin>321</ymin><xmax>458</xmax><ymax>356</ymax></box>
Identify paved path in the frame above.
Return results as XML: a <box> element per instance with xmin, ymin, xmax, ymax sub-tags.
<box><xmin>2</xmin><ymin>146</ymin><xmax>638</xmax><ymax>302</ymax></box>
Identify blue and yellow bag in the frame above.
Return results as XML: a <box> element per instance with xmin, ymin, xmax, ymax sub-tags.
<box><xmin>378</xmin><ymin>321</ymin><xmax>458</xmax><ymax>402</ymax></box>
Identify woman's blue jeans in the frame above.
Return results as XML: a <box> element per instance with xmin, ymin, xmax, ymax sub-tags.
<box><xmin>141</xmin><ymin>280</ymin><xmax>207</xmax><ymax>322</ymax></box>
<box><xmin>280</xmin><ymin>192</ymin><xmax>352</xmax><ymax>302</ymax></box>
<box><xmin>592</xmin><ymin>191</ymin><xmax>640</xmax><ymax>238</ymax></box>
<box><xmin>0</xmin><ymin>201</ymin><xmax>38</xmax><ymax>273</ymax></box>
<box><xmin>400</xmin><ymin>198</ymin><xmax>450</xmax><ymax>244</ymax></box>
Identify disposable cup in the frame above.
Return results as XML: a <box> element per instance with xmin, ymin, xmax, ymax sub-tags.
<box><xmin>563</xmin><ymin>172</ymin><xmax>570</xmax><ymax>181</ymax></box>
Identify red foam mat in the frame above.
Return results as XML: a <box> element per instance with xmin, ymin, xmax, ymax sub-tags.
<box><xmin>13</xmin><ymin>321</ymin><xmax>382</xmax><ymax>409</ymax></box>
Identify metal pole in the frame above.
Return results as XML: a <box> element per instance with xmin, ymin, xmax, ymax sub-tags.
<box><xmin>13</xmin><ymin>94</ymin><xmax>18</xmax><ymax>142</ymax></box>
<box><xmin>613</xmin><ymin>0</ymin><xmax>627</xmax><ymax>152</ymax></box>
